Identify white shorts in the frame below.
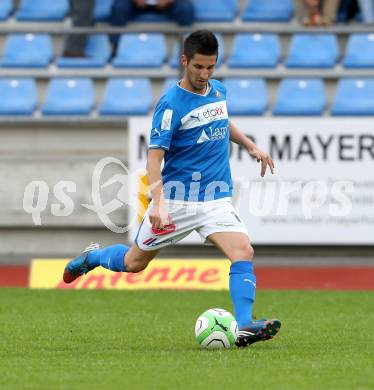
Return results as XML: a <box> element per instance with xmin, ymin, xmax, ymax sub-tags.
<box><xmin>135</xmin><ymin>198</ymin><xmax>249</xmax><ymax>251</ymax></box>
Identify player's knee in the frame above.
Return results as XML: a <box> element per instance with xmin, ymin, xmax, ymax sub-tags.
<box><xmin>125</xmin><ymin>258</ymin><xmax>148</xmax><ymax>273</ymax></box>
<box><xmin>247</xmin><ymin>245</ymin><xmax>254</xmax><ymax>260</ymax></box>
<box><xmin>232</xmin><ymin>243</ymin><xmax>254</xmax><ymax>261</ymax></box>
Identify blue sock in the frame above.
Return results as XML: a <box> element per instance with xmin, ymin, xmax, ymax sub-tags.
<box><xmin>87</xmin><ymin>244</ymin><xmax>129</xmax><ymax>272</ymax></box>
<box><xmin>229</xmin><ymin>261</ymin><xmax>256</xmax><ymax>328</ymax></box>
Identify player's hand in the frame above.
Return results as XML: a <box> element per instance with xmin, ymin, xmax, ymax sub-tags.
<box><xmin>248</xmin><ymin>147</ymin><xmax>275</xmax><ymax>177</ymax></box>
<box><xmin>149</xmin><ymin>202</ymin><xmax>173</xmax><ymax>230</ymax></box>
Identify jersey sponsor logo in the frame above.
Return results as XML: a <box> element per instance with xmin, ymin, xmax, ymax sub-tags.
<box><xmin>197</xmin><ymin>129</ymin><xmax>210</xmax><ymax>144</ymax></box>
<box><xmin>180</xmin><ymin>101</ymin><xmax>228</xmax><ymax>130</ymax></box>
<box><xmin>210</xmin><ymin>126</ymin><xmax>227</xmax><ymax>141</ymax></box>
<box><xmin>161</xmin><ymin>109</ymin><xmax>173</xmax><ymax>130</ymax></box>
<box><xmin>196</xmin><ymin>126</ymin><xmax>228</xmax><ymax>144</ymax></box>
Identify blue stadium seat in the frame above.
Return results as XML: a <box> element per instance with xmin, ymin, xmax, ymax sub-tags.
<box><xmin>0</xmin><ymin>34</ymin><xmax>53</xmax><ymax>68</ymax></box>
<box><xmin>57</xmin><ymin>35</ymin><xmax>111</xmax><ymax>68</ymax></box>
<box><xmin>273</xmin><ymin>79</ymin><xmax>326</xmax><ymax>116</ymax></box>
<box><xmin>112</xmin><ymin>33</ymin><xmax>167</xmax><ymax>68</ymax></box>
<box><xmin>0</xmin><ymin>78</ymin><xmax>37</xmax><ymax>115</ymax></box>
<box><xmin>286</xmin><ymin>34</ymin><xmax>338</xmax><ymax>68</ymax></box>
<box><xmin>94</xmin><ymin>0</ymin><xmax>114</xmax><ymax>21</ymax></box>
<box><xmin>228</xmin><ymin>33</ymin><xmax>280</xmax><ymax>68</ymax></box>
<box><xmin>162</xmin><ymin>78</ymin><xmax>178</xmax><ymax>95</ymax></box>
<box><xmin>100</xmin><ymin>78</ymin><xmax>152</xmax><ymax>116</ymax></box>
<box><xmin>192</xmin><ymin>0</ymin><xmax>237</xmax><ymax>22</ymax></box>
<box><xmin>170</xmin><ymin>33</ymin><xmax>224</xmax><ymax>68</ymax></box>
<box><xmin>42</xmin><ymin>78</ymin><xmax>94</xmax><ymax>116</ymax></box>
<box><xmin>224</xmin><ymin>78</ymin><xmax>267</xmax><ymax>116</ymax></box>
<box><xmin>331</xmin><ymin>79</ymin><xmax>374</xmax><ymax>115</ymax></box>
<box><xmin>16</xmin><ymin>0</ymin><xmax>69</xmax><ymax>21</ymax></box>
<box><xmin>343</xmin><ymin>34</ymin><xmax>374</xmax><ymax>68</ymax></box>
<box><xmin>242</xmin><ymin>0</ymin><xmax>293</xmax><ymax>21</ymax></box>
<box><xmin>170</xmin><ymin>43</ymin><xmax>182</xmax><ymax>68</ymax></box>
<box><xmin>0</xmin><ymin>0</ymin><xmax>12</xmax><ymax>21</ymax></box>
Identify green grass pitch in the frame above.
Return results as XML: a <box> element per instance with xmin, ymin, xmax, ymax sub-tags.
<box><xmin>0</xmin><ymin>289</ymin><xmax>373</xmax><ymax>390</ymax></box>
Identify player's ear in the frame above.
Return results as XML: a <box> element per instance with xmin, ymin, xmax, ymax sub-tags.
<box><xmin>180</xmin><ymin>54</ymin><xmax>188</xmax><ymax>68</ymax></box>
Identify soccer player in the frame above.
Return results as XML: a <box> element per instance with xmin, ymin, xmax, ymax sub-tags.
<box><xmin>63</xmin><ymin>30</ymin><xmax>281</xmax><ymax>347</ymax></box>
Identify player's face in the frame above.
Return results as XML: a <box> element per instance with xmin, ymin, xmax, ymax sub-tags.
<box><xmin>181</xmin><ymin>53</ymin><xmax>217</xmax><ymax>93</ymax></box>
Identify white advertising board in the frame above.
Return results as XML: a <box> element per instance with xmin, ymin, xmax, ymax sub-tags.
<box><xmin>129</xmin><ymin>117</ymin><xmax>374</xmax><ymax>245</ymax></box>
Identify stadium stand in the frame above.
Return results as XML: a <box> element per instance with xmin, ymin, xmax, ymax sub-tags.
<box><xmin>162</xmin><ymin>78</ymin><xmax>178</xmax><ymax>95</ymax></box>
<box><xmin>0</xmin><ymin>34</ymin><xmax>53</xmax><ymax>68</ymax></box>
<box><xmin>343</xmin><ymin>33</ymin><xmax>374</xmax><ymax>68</ymax></box>
<box><xmin>273</xmin><ymin>78</ymin><xmax>326</xmax><ymax>116</ymax></box>
<box><xmin>0</xmin><ymin>78</ymin><xmax>37</xmax><ymax>115</ymax></box>
<box><xmin>242</xmin><ymin>0</ymin><xmax>294</xmax><ymax>22</ymax></box>
<box><xmin>57</xmin><ymin>34</ymin><xmax>111</xmax><ymax>68</ymax></box>
<box><xmin>192</xmin><ymin>0</ymin><xmax>238</xmax><ymax>22</ymax></box>
<box><xmin>16</xmin><ymin>0</ymin><xmax>69</xmax><ymax>21</ymax></box>
<box><xmin>228</xmin><ymin>33</ymin><xmax>280</xmax><ymax>68</ymax></box>
<box><xmin>225</xmin><ymin>78</ymin><xmax>268</xmax><ymax>115</ymax></box>
<box><xmin>0</xmin><ymin>0</ymin><xmax>12</xmax><ymax>21</ymax></box>
<box><xmin>331</xmin><ymin>78</ymin><xmax>374</xmax><ymax>115</ymax></box>
<box><xmin>170</xmin><ymin>41</ymin><xmax>183</xmax><ymax>68</ymax></box>
<box><xmin>0</xmin><ymin>0</ymin><xmax>371</xmax><ymax>118</ymax></box>
<box><xmin>132</xmin><ymin>13</ymin><xmax>169</xmax><ymax>23</ymax></box>
<box><xmin>112</xmin><ymin>33</ymin><xmax>167</xmax><ymax>68</ymax></box>
<box><xmin>100</xmin><ymin>78</ymin><xmax>152</xmax><ymax>115</ymax></box>
<box><xmin>285</xmin><ymin>34</ymin><xmax>339</xmax><ymax>68</ymax></box>
<box><xmin>94</xmin><ymin>0</ymin><xmax>115</xmax><ymax>22</ymax></box>
<box><xmin>42</xmin><ymin>78</ymin><xmax>95</xmax><ymax>116</ymax></box>
<box><xmin>107</xmin><ymin>0</ymin><xmax>194</xmax><ymax>26</ymax></box>
<box><xmin>170</xmin><ymin>41</ymin><xmax>183</xmax><ymax>69</ymax></box>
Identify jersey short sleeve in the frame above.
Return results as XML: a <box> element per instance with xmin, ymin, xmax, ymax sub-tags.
<box><xmin>149</xmin><ymin>100</ymin><xmax>180</xmax><ymax>151</ymax></box>
<box><xmin>212</xmin><ymin>79</ymin><xmax>227</xmax><ymax>98</ymax></box>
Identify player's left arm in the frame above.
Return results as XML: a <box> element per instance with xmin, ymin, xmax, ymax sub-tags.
<box><xmin>229</xmin><ymin>120</ymin><xmax>275</xmax><ymax>177</ymax></box>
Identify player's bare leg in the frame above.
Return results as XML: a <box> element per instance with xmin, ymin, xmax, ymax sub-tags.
<box><xmin>207</xmin><ymin>231</ymin><xmax>254</xmax><ymax>263</ymax></box>
<box><xmin>63</xmin><ymin>242</ymin><xmax>158</xmax><ymax>283</ymax></box>
<box><xmin>124</xmin><ymin>245</ymin><xmax>158</xmax><ymax>273</ymax></box>
<box><xmin>208</xmin><ymin>231</ymin><xmax>281</xmax><ymax>347</ymax></box>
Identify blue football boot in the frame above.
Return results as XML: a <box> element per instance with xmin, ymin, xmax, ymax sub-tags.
<box><xmin>63</xmin><ymin>243</ymin><xmax>101</xmax><ymax>283</ymax></box>
<box><xmin>236</xmin><ymin>318</ymin><xmax>281</xmax><ymax>347</ymax></box>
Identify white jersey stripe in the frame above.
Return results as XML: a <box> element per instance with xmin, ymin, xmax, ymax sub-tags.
<box><xmin>180</xmin><ymin>101</ymin><xmax>228</xmax><ymax>130</ymax></box>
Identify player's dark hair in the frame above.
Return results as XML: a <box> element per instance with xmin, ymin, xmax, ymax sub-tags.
<box><xmin>183</xmin><ymin>30</ymin><xmax>218</xmax><ymax>62</ymax></box>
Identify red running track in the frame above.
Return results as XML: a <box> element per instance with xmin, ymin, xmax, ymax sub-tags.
<box><xmin>0</xmin><ymin>266</ymin><xmax>29</xmax><ymax>287</ymax></box>
<box><xmin>256</xmin><ymin>267</ymin><xmax>374</xmax><ymax>290</ymax></box>
<box><xmin>1</xmin><ymin>265</ymin><xmax>374</xmax><ymax>290</ymax></box>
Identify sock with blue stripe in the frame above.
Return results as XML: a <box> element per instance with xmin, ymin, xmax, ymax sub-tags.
<box><xmin>87</xmin><ymin>244</ymin><xmax>128</xmax><ymax>272</ymax></box>
<box><xmin>229</xmin><ymin>261</ymin><xmax>256</xmax><ymax>328</ymax></box>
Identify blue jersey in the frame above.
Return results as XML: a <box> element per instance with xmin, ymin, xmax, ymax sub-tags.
<box><xmin>149</xmin><ymin>79</ymin><xmax>232</xmax><ymax>202</ymax></box>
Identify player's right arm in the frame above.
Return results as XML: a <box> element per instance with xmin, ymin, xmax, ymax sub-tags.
<box><xmin>147</xmin><ymin>98</ymin><xmax>179</xmax><ymax>229</ymax></box>
<box><xmin>146</xmin><ymin>148</ymin><xmax>172</xmax><ymax>230</ymax></box>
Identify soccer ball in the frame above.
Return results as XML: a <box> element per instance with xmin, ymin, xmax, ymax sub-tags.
<box><xmin>195</xmin><ymin>308</ymin><xmax>238</xmax><ymax>349</ymax></box>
